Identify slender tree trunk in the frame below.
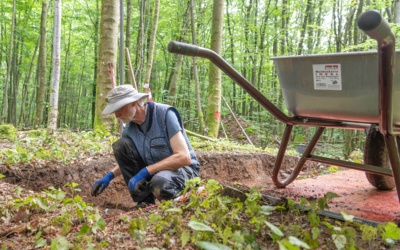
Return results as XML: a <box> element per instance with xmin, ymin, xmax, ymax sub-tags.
<box><xmin>95</xmin><ymin>0</ymin><xmax>119</xmax><ymax>132</ymax></box>
<box><xmin>135</xmin><ymin>0</ymin><xmax>147</xmax><ymax>87</ymax></box>
<box><xmin>59</xmin><ymin>19</ymin><xmax>72</xmax><ymax>128</ymax></box>
<box><xmin>19</xmin><ymin>38</ymin><xmax>39</xmax><ymax>125</ymax></box>
<box><xmin>190</xmin><ymin>0</ymin><xmax>205</xmax><ymax>134</ymax></box>
<box><xmin>257</xmin><ymin>0</ymin><xmax>271</xmax><ymax>128</ymax></box>
<box><xmin>314</xmin><ymin>0</ymin><xmax>324</xmax><ymax>51</ymax></box>
<box><xmin>395</xmin><ymin>0</ymin><xmax>400</xmax><ymax>23</ymax></box>
<box><xmin>226</xmin><ymin>0</ymin><xmax>236</xmax><ymax>111</ymax></box>
<box><xmin>91</xmin><ymin>0</ymin><xmax>100</xmax><ymax>129</ymax></box>
<box><xmin>167</xmin><ymin>8</ymin><xmax>190</xmax><ymax>105</ymax></box>
<box><xmin>206</xmin><ymin>0</ymin><xmax>224</xmax><ymax>137</ymax></box>
<box><xmin>297</xmin><ymin>0</ymin><xmax>312</xmax><ymax>55</ymax></box>
<box><xmin>9</xmin><ymin>37</ymin><xmax>19</xmax><ymax>125</ymax></box>
<box><xmin>1</xmin><ymin>0</ymin><xmax>16</xmax><ymax>124</ymax></box>
<box><xmin>48</xmin><ymin>0</ymin><xmax>62</xmax><ymax>132</ymax></box>
<box><xmin>34</xmin><ymin>1</ymin><xmax>48</xmax><ymax>128</ymax></box>
<box><xmin>125</xmin><ymin>0</ymin><xmax>132</xmax><ymax>85</ymax></box>
<box><xmin>144</xmin><ymin>0</ymin><xmax>160</xmax><ymax>87</ymax></box>
<box><xmin>353</xmin><ymin>0</ymin><xmax>364</xmax><ymax>46</ymax></box>
<box><xmin>167</xmin><ymin>54</ymin><xmax>184</xmax><ymax>105</ymax></box>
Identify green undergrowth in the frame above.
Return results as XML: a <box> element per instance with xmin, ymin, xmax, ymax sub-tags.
<box><xmin>1</xmin><ymin>179</ymin><xmax>399</xmax><ymax>249</ymax></box>
<box><xmin>189</xmin><ymin>137</ymin><xmax>299</xmax><ymax>156</ymax></box>
<box><xmin>0</xmin><ymin>126</ymin><xmax>118</xmax><ymax>166</ymax></box>
<box><xmin>0</xmin><ymin>127</ymin><xmax>299</xmax><ymax>167</ymax></box>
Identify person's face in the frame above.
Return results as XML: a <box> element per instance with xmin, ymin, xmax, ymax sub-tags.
<box><xmin>114</xmin><ymin>102</ymin><xmax>136</xmax><ymax>123</ymax></box>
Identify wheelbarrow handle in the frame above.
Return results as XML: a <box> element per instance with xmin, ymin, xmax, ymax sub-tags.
<box><xmin>357</xmin><ymin>10</ymin><xmax>393</xmax><ymax>43</ymax></box>
<box><xmin>358</xmin><ymin>10</ymin><xmax>395</xmax><ymax>137</ymax></box>
<box><xmin>168</xmin><ymin>41</ymin><xmax>200</xmax><ymax>57</ymax></box>
<box><xmin>167</xmin><ymin>40</ymin><xmax>291</xmax><ymax>124</ymax></box>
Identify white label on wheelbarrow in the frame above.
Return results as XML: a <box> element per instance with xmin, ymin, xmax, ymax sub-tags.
<box><xmin>312</xmin><ymin>64</ymin><xmax>342</xmax><ymax>90</ymax></box>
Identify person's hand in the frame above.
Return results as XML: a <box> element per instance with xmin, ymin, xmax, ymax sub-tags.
<box><xmin>91</xmin><ymin>172</ymin><xmax>114</xmax><ymax>197</ymax></box>
<box><xmin>128</xmin><ymin>167</ymin><xmax>150</xmax><ymax>194</ymax></box>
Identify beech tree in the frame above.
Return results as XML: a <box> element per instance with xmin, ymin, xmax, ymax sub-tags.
<box><xmin>143</xmin><ymin>0</ymin><xmax>160</xmax><ymax>88</ymax></box>
<box><xmin>34</xmin><ymin>1</ymin><xmax>48</xmax><ymax>128</ymax></box>
<box><xmin>0</xmin><ymin>0</ymin><xmax>16</xmax><ymax>124</ymax></box>
<box><xmin>94</xmin><ymin>0</ymin><xmax>119</xmax><ymax>132</ymax></box>
<box><xmin>206</xmin><ymin>0</ymin><xmax>224</xmax><ymax>137</ymax></box>
<box><xmin>48</xmin><ymin>0</ymin><xmax>62</xmax><ymax>132</ymax></box>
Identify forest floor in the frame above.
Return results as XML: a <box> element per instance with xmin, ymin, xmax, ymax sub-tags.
<box><xmin>1</xmin><ymin>119</ymin><xmax>400</xmax><ymax>249</ymax></box>
<box><xmin>2</xmin><ymin>149</ymin><xmax>400</xmax><ymax>249</ymax></box>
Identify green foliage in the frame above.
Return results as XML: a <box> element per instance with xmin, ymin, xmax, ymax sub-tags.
<box><xmin>2</xmin><ymin>182</ymin><xmax>105</xmax><ymax>248</ymax></box>
<box><xmin>378</xmin><ymin>222</ymin><xmax>400</xmax><ymax>241</ymax></box>
<box><xmin>349</xmin><ymin>149</ymin><xmax>363</xmax><ymax>163</ymax></box>
<box><xmin>244</xmin><ymin>126</ymin><xmax>255</xmax><ymax>134</ymax></box>
<box><xmin>0</xmin><ymin>124</ymin><xmax>18</xmax><ymax>141</ymax></box>
<box><xmin>0</xmin><ymin>130</ymin><xmax>117</xmax><ymax>165</ymax></box>
<box><xmin>293</xmin><ymin>135</ymin><xmax>306</xmax><ymax>143</ymax></box>
<box><xmin>189</xmin><ymin>137</ymin><xmax>263</xmax><ymax>152</ymax></box>
<box><xmin>2</xmin><ymin>178</ymin><xmax>398</xmax><ymax>249</ymax></box>
<box><xmin>236</xmin><ymin>134</ymin><xmax>245</xmax><ymax>140</ymax></box>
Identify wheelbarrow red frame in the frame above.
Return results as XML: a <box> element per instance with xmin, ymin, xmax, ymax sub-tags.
<box><xmin>167</xmin><ymin>10</ymin><xmax>400</xmax><ymax>202</ymax></box>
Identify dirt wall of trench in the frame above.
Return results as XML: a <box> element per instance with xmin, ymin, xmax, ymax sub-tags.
<box><xmin>0</xmin><ymin>151</ymin><xmax>316</xmax><ymax>210</ymax></box>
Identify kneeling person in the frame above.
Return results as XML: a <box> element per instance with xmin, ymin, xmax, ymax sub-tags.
<box><xmin>91</xmin><ymin>84</ymin><xmax>200</xmax><ymax>205</ymax></box>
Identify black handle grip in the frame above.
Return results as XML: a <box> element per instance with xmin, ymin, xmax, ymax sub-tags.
<box><xmin>357</xmin><ymin>10</ymin><xmax>393</xmax><ymax>40</ymax></box>
<box><xmin>168</xmin><ymin>41</ymin><xmax>200</xmax><ymax>57</ymax></box>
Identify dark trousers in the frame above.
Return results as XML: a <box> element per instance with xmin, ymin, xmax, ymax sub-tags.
<box><xmin>112</xmin><ymin>137</ymin><xmax>199</xmax><ymax>203</ymax></box>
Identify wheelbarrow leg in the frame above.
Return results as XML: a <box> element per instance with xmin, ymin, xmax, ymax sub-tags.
<box><xmin>384</xmin><ymin>135</ymin><xmax>400</xmax><ymax>201</ymax></box>
<box><xmin>273</xmin><ymin>126</ymin><xmax>325</xmax><ymax>188</ymax></box>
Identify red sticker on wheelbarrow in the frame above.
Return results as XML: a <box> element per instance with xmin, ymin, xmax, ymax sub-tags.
<box><xmin>312</xmin><ymin>64</ymin><xmax>342</xmax><ymax>90</ymax></box>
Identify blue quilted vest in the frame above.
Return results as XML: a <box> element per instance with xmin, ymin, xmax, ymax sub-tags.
<box><xmin>123</xmin><ymin>102</ymin><xmax>200</xmax><ymax>172</ymax></box>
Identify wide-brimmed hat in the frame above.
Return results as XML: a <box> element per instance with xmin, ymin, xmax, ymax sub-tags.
<box><xmin>102</xmin><ymin>84</ymin><xmax>149</xmax><ymax>114</ymax></box>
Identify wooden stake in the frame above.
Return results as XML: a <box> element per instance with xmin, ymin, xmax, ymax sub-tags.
<box><xmin>125</xmin><ymin>48</ymin><xmax>137</xmax><ymax>89</ymax></box>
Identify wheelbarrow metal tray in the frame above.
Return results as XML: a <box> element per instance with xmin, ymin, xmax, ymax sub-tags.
<box><xmin>272</xmin><ymin>51</ymin><xmax>400</xmax><ymax>124</ymax></box>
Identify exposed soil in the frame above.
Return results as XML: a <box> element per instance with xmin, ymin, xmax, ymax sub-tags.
<box><xmin>0</xmin><ymin>150</ymin><xmax>314</xmax><ymax>212</ymax></box>
<box><xmin>1</xmin><ymin>125</ymin><xmax>398</xmax><ymax>249</ymax></box>
<box><xmin>0</xmin><ymin>148</ymin><xmax>325</xmax><ymax>249</ymax></box>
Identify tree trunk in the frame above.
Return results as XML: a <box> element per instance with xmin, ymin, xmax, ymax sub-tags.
<box><xmin>190</xmin><ymin>0</ymin><xmax>205</xmax><ymax>134</ymax></box>
<box><xmin>48</xmin><ymin>0</ymin><xmax>62</xmax><ymax>132</ymax></box>
<box><xmin>19</xmin><ymin>38</ymin><xmax>39</xmax><ymax>125</ymax></box>
<box><xmin>125</xmin><ymin>0</ymin><xmax>132</xmax><ymax>85</ymax></box>
<box><xmin>297</xmin><ymin>0</ymin><xmax>312</xmax><ymax>55</ymax></box>
<box><xmin>1</xmin><ymin>0</ymin><xmax>16</xmax><ymax>124</ymax></box>
<box><xmin>95</xmin><ymin>0</ymin><xmax>119</xmax><ymax>132</ymax></box>
<box><xmin>167</xmin><ymin>8</ymin><xmax>190</xmax><ymax>105</ymax></box>
<box><xmin>10</xmin><ymin>35</ymin><xmax>21</xmax><ymax>126</ymax></box>
<box><xmin>353</xmin><ymin>0</ymin><xmax>364</xmax><ymax>45</ymax></box>
<box><xmin>92</xmin><ymin>0</ymin><xmax>100</xmax><ymax>128</ymax></box>
<box><xmin>144</xmin><ymin>0</ymin><xmax>160</xmax><ymax>88</ymax></box>
<box><xmin>135</xmin><ymin>0</ymin><xmax>147</xmax><ymax>88</ymax></box>
<box><xmin>226</xmin><ymin>0</ymin><xmax>236</xmax><ymax>111</ymax></box>
<box><xmin>34</xmin><ymin>1</ymin><xmax>48</xmax><ymax>128</ymax></box>
<box><xmin>395</xmin><ymin>0</ymin><xmax>400</xmax><ymax>23</ymax></box>
<box><xmin>206</xmin><ymin>0</ymin><xmax>224</xmax><ymax>137</ymax></box>
<box><xmin>59</xmin><ymin>19</ymin><xmax>72</xmax><ymax>128</ymax></box>
<box><xmin>167</xmin><ymin>54</ymin><xmax>184</xmax><ymax>105</ymax></box>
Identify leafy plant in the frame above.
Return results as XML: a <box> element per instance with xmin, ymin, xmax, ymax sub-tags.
<box><xmin>0</xmin><ymin>124</ymin><xmax>18</xmax><ymax>141</ymax></box>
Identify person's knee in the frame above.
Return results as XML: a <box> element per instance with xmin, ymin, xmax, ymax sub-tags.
<box><xmin>112</xmin><ymin>137</ymin><xmax>132</xmax><ymax>156</ymax></box>
<box><xmin>151</xmin><ymin>173</ymin><xmax>183</xmax><ymax>201</ymax></box>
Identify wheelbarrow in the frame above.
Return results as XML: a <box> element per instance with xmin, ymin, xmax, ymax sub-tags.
<box><xmin>167</xmin><ymin>10</ymin><xmax>400</xmax><ymax>203</ymax></box>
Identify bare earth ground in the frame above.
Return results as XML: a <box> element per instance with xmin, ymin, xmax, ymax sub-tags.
<box><xmin>0</xmin><ymin>149</ymin><xmax>325</xmax><ymax>249</ymax></box>
<box><xmin>1</xmin><ymin>116</ymin><xmax>399</xmax><ymax>249</ymax></box>
<box><xmin>0</xmin><ymin>150</ymin><xmax>309</xmax><ymax>216</ymax></box>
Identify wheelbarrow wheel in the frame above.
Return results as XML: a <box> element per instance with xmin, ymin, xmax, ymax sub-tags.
<box><xmin>363</xmin><ymin>126</ymin><xmax>396</xmax><ymax>190</ymax></box>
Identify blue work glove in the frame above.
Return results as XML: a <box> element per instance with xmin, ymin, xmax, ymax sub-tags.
<box><xmin>128</xmin><ymin>167</ymin><xmax>150</xmax><ymax>194</ymax></box>
<box><xmin>91</xmin><ymin>172</ymin><xmax>114</xmax><ymax>197</ymax></box>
